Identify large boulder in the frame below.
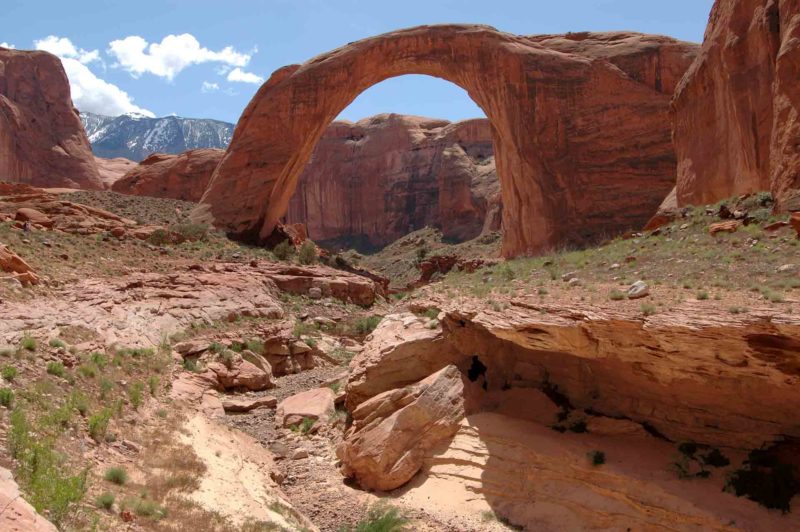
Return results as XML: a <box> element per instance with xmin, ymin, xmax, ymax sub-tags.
<box><xmin>0</xmin><ymin>242</ymin><xmax>39</xmax><ymax>285</ymax></box>
<box><xmin>0</xmin><ymin>47</ymin><xmax>101</xmax><ymax>189</ymax></box>
<box><xmin>337</xmin><ymin>365</ymin><xmax>466</xmax><ymax>491</ymax></box>
<box><xmin>192</xmin><ymin>26</ymin><xmax>697</xmax><ymax>257</ymax></box>
<box><xmin>112</xmin><ymin>148</ymin><xmax>224</xmax><ymax>201</ymax></box>
<box><xmin>276</xmin><ymin>387</ymin><xmax>336</xmax><ymax>428</ymax></box>
<box><xmin>286</xmin><ymin>114</ymin><xmax>500</xmax><ymax>248</ymax></box>
<box><xmin>94</xmin><ymin>156</ymin><xmax>136</xmax><ymax>189</ymax></box>
<box><xmin>346</xmin><ymin>313</ymin><xmax>462</xmax><ymax>410</ymax></box>
<box><xmin>672</xmin><ymin>0</ymin><xmax>800</xmax><ymax>211</ymax></box>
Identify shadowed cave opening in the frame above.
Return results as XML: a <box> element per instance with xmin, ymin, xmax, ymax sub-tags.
<box><xmin>283</xmin><ymin>75</ymin><xmax>503</xmax><ymax>274</ymax></box>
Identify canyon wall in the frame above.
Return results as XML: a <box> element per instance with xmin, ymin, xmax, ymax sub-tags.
<box><xmin>673</xmin><ymin>0</ymin><xmax>800</xmax><ymax>211</ymax></box>
<box><xmin>285</xmin><ymin>114</ymin><xmax>500</xmax><ymax>249</ymax></box>
<box><xmin>0</xmin><ymin>47</ymin><xmax>101</xmax><ymax>189</ymax></box>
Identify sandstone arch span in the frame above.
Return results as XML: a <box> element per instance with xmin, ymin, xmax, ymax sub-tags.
<box><xmin>193</xmin><ymin>25</ymin><xmax>697</xmax><ymax>257</ymax></box>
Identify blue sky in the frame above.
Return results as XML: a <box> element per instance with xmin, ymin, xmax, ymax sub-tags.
<box><xmin>1</xmin><ymin>0</ymin><xmax>713</xmax><ymax>123</ymax></box>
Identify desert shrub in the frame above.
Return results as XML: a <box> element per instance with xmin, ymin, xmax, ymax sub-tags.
<box><xmin>354</xmin><ymin>315</ymin><xmax>382</xmax><ymax>335</ymax></box>
<box><xmin>20</xmin><ymin>333</ymin><xmax>36</xmax><ymax>351</ymax></box>
<box><xmin>96</xmin><ymin>492</ymin><xmax>115</xmax><ymax>510</ymax></box>
<box><xmin>71</xmin><ymin>391</ymin><xmax>89</xmax><ymax>416</ymax></box>
<box><xmin>88</xmin><ymin>408</ymin><xmax>112</xmax><ymax>442</ymax></box>
<box><xmin>46</xmin><ymin>361</ymin><xmax>66</xmax><ymax>377</ymax></box>
<box><xmin>341</xmin><ymin>503</ymin><xmax>408</xmax><ymax>532</ymax></box>
<box><xmin>640</xmin><ymin>303</ymin><xmax>657</xmax><ymax>316</ymax></box>
<box><xmin>696</xmin><ymin>291</ymin><xmax>709</xmax><ymax>300</ymax></box>
<box><xmin>147</xmin><ymin>228</ymin><xmax>171</xmax><ymax>246</ymax></box>
<box><xmin>77</xmin><ymin>363</ymin><xmax>97</xmax><ymax>378</ymax></box>
<box><xmin>48</xmin><ymin>338</ymin><xmax>66</xmax><ymax>349</ymax></box>
<box><xmin>609</xmin><ymin>289</ymin><xmax>625</xmax><ymax>301</ymax></box>
<box><xmin>9</xmin><ymin>409</ymin><xmax>87</xmax><ymax>526</ymax></box>
<box><xmin>273</xmin><ymin>240</ymin><xmax>294</xmax><ymax>261</ymax></box>
<box><xmin>99</xmin><ymin>377</ymin><xmax>114</xmax><ymax>400</ymax></box>
<box><xmin>117</xmin><ymin>346</ymin><xmax>154</xmax><ymax>358</ymax></box>
<box><xmin>725</xmin><ymin>449</ymin><xmax>798</xmax><ymax>512</ymax></box>
<box><xmin>104</xmin><ymin>467</ymin><xmax>128</xmax><ymax>485</ymax></box>
<box><xmin>129</xmin><ymin>382</ymin><xmax>144</xmax><ymax>410</ymax></box>
<box><xmin>2</xmin><ymin>364</ymin><xmax>18</xmax><ymax>381</ymax></box>
<box><xmin>90</xmin><ymin>351</ymin><xmax>107</xmax><ymax>368</ymax></box>
<box><xmin>172</xmin><ymin>222</ymin><xmax>209</xmax><ymax>242</ymax></box>
<box><xmin>0</xmin><ymin>387</ymin><xmax>14</xmax><ymax>407</ymax></box>
<box><xmin>183</xmin><ymin>358</ymin><xmax>200</xmax><ymax>372</ymax></box>
<box><xmin>589</xmin><ymin>450</ymin><xmax>606</xmax><ymax>466</ymax></box>
<box><xmin>298</xmin><ymin>240</ymin><xmax>317</xmax><ymax>265</ymax></box>
<box><xmin>148</xmin><ymin>375</ymin><xmax>159</xmax><ymax>396</ymax></box>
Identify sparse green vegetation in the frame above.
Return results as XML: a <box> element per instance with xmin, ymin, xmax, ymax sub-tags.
<box><xmin>104</xmin><ymin>467</ymin><xmax>128</xmax><ymax>485</ymax></box>
<box><xmin>609</xmin><ymin>289</ymin><xmax>625</xmax><ymax>301</ymax></box>
<box><xmin>696</xmin><ymin>290</ymin><xmax>709</xmax><ymax>300</ymax></box>
<box><xmin>0</xmin><ymin>387</ymin><xmax>14</xmax><ymax>407</ymax></box>
<box><xmin>2</xmin><ymin>364</ymin><xmax>18</xmax><ymax>381</ymax></box>
<box><xmin>129</xmin><ymin>381</ymin><xmax>145</xmax><ymax>409</ymax></box>
<box><xmin>273</xmin><ymin>240</ymin><xmax>294</xmax><ymax>261</ymax></box>
<box><xmin>96</xmin><ymin>492</ymin><xmax>115</xmax><ymax>510</ymax></box>
<box><xmin>354</xmin><ymin>315</ymin><xmax>382</xmax><ymax>335</ymax></box>
<box><xmin>589</xmin><ymin>450</ymin><xmax>606</xmax><ymax>466</ymax></box>
<box><xmin>88</xmin><ymin>408</ymin><xmax>112</xmax><ymax>441</ymax></box>
<box><xmin>20</xmin><ymin>333</ymin><xmax>36</xmax><ymax>352</ymax></box>
<box><xmin>46</xmin><ymin>361</ymin><xmax>66</xmax><ymax>377</ymax></box>
<box><xmin>49</xmin><ymin>338</ymin><xmax>66</xmax><ymax>349</ymax></box>
<box><xmin>640</xmin><ymin>303</ymin><xmax>657</xmax><ymax>316</ymax></box>
<box><xmin>298</xmin><ymin>239</ymin><xmax>317</xmax><ymax>265</ymax></box>
<box><xmin>340</xmin><ymin>503</ymin><xmax>409</xmax><ymax>532</ymax></box>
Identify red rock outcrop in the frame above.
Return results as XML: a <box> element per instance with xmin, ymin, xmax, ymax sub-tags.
<box><xmin>94</xmin><ymin>156</ymin><xmax>136</xmax><ymax>189</ymax></box>
<box><xmin>112</xmin><ymin>149</ymin><xmax>224</xmax><ymax>201</ymax></box>
<box><xmin>0</xmin><ymin>47</ymin><xmax>101</xmax><ymax>189</ymax></box>
<box><xmin>192</xmin><ymin>26</ymin><xmax>697</xmax><ymax>257</ymax></box>
<box><xmin>0</xmin><ymin>467</ymin><xmax>57</xmax><ymax>531</ymax></box>
<box><xmin>286</xmin><ymin>114</ymin><xmax>499</xmax><ymax>248</ymax></box>
<box><xmin>672</xmin><ymin>0</ymin><xmax>800</xmax><ymax>212</ymax></box>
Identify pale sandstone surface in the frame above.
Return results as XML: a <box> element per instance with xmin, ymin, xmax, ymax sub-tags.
<box><xmin>94</xmin><ymin>156</ymin><xmax>136</xmax><ymax>189</ymax></box>
<box><xmin>0</xmin><ymin>467</ymin><xmax>58</xmax><ymax>532</ymax></box>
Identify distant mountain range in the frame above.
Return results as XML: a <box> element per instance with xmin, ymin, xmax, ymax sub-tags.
<box><xmin>80</xmin><ymin>112</ymin><xmax>234</xmax><ymax>161</ymax></box>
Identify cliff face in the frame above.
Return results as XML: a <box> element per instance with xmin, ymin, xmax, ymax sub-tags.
<box><xmin>672</xmin><ymin>0</ymin><xmax>800</xmax><ymax>211</ymax></box>
<box><xmin>0</xmin><ymin>47</ymin><xmax>101</xmax><ymax>189</ymax></box>
<box><xmin>286</xmin><ymin>114</ymin><xmax>500</xmax><ymax>250</ymax></box>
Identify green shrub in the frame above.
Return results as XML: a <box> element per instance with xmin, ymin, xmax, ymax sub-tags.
<box><xmin>696</xmin><ymin>291</ymin><xmax>709</xmax><ymax>300</ymax></box>
<box><xmin>48</xmin><ymin>338</ymin><xmax>66</xmax><ymax>349</ymax></box>
<box><xmin>609</xmin><ymin>289</ymin><xmax>625</xmax><ymax>301</ymax></box>
<box><xmin>183</xmin><ymin>358</ymin><xmax>200</xmax><ymax>372</ymax></box>
<box><xmin>2</xmin><ymin>365</ymin><xmax>18</xmax><ymax>381</ymax></box>
<box><xmin>129</xmin><ymin>382</ymin><xmax>144</xmax><ymax>410</ymax></box>
<box><xmin>354</xmin><ymin>315</ymin><xmax>382</xmax><ymax>335</ymax></box>
<box><xmin>90</xmin><ymin>352</ymin><xmax>108</xmax><ymax>368</ymax></box>
<box><xmin>342</xmin><ymin>503</ymin><xmax>408</xmax><ymax>532</ymax></box>
<box><xmin>172</xmin><ymin>222</ymin><xmax>209</xmax><ymax>242</ymax></box>
<box><xmin>300</xmin><ymin>416</ymin><xmax>316</xmax><ymax>435</ymax></box>
<box><xmin>273</xmin><ymin>240</ymin><xmax>294</xmax><ymax>261</ymax></box>
<box><xmin>148</xmin><ymin>375</ymin><xmax>159</xmax><ymax>396</ymax></box>
<box><xmin>71</xmin><ymin>391</ymin><xmax>89</xmax><ymax>416</ymax></box>
<box><xmin>46</xmin><ymin>361</ymin><xmax>66</xmax><ymax>377</ymax></box>
<box><xmin>20</xmin><ymin>333</ymin><xmax>36</xmax><ymax>352</ymax></box>
<box><xmin>147</xmin><ymin>228</ymin><xmax>171</xmax><ymax>246</ymax></box>
<box><xmin>640</xmin><ymin>303</ymin><xmax>657</xmax><ymax>316</ymax></box>
<box><xmin>589</xmin><ymin>450</ymin><xmax>606</xmax><ymax>466</ymax></box>
<box><xmin>77</xmin><ymin>363</ymin><xmax>97</xmax><ymax>378</ymax></box>
<box><xmin>99</xmin><ymin>377</ymin><xmax>114</xmax><ymax>400</ymax></box>
<box><xmin>88</xmin><ymin>409</ymin><xmax>112</xmax><ymax>442</ymax></box>
<box><xmin>298</xmin><ymin>240</ymin><xmax>317</xmax><ymax>265</ymax></box>
<box><xmin>104</xmin><ymin>467</ymin><xmax>128</xmax><ymax>485</ymax></box>
<box><xmin>9</xmin><ymin>409</ymin><xmax>87</xmax><ymax>526</ymax></box>
<box><xmin>96</xmin><ymin>492</ymin><xmax>115</xmax><ymax>510</ymax></box>
<box><xmin>131</xmin><ymin>497</ymin><xmax>167</xmax><ymax>519</ymax></box>
<box><xmin>0</xmin><ymin>387</ymin><xmax>14</xmax><ymax>407</ymax></box>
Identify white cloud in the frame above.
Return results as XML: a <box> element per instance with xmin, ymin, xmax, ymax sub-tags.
<box><xmin>108</xmin><ymin>34</ymin><xmax>251</xmax><ymax>80</ymax></box>
<box><xmin>201</xmin><ymin>81</ymin><xmax>219</xmax><ymax>93</ymax></box>
<box><xmin>34</xmin><ymin>35</ymin><xmax>99</xmax><ymax>64</ymax></box>
<box><xmin>34</xmin><ymin>36</ymin><xmax>153</xmax><ymax>117</ymax></box>
<box><xmin>0</xmin><ymin>42</ymin><xmax>15</xmax><ymax>49</ymax></box>
<box><xmin>226</xmin><ymin>67</ymin><xmax>263</xmax><ymax>84</ymax></box>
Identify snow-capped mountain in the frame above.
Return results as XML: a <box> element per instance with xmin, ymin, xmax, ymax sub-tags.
<box><xmin>80</xmin><ymin>112</ymin><xmax>234</xmax><ymax>161</ymax></box>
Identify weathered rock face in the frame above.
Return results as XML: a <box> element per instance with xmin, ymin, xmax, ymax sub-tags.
<box><xmin>338</xmin><ymin>364</ymin><xmax>466</xmax><ymax>491</ymax></box>
<box><xmin>94</xmin><ymin>156</ymin><xmax>136</xmax><ymax>189</ymax></box>
<box><xmin>286</xmin><ymin>114</ymin><xmax>499</xmax><ymax>249</ymax></box>
<box><xmin>0</xmin><ymin>47</ymin><xmax>101</xmax><ymax>189</ymax></box>
<box><xmin>112</xmin><ymin>149</ymin><xmax>224</xmax><ymax>201</ymax></box>
<box><xmin>673</xmin><ymin>0</ymin><xmax>800</xmax><ymax>212</ymax></box>
<box><xmin>193</xmin><ymin>26</ymin><xmax>697</xmax><ymax>257</ymax></box>
<box><xmin>0</xmin><ymin>466</ymin><xmax>57</xmax><ymax>531</ymax></box>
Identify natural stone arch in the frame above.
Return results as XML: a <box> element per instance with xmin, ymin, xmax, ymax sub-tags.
<box><xmin>193</xmin><ymin>25</ymin><xmax>696</xmax><ymax>257</ymax></box>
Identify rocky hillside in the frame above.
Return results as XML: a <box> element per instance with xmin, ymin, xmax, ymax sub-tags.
<box><xmin>286</xmin><ymin>114</ymin><xmax>500</xmax><ymax>250</ymax></box>
<box><xmin>80</xmin><ymin>112</ymin><xmax>233</xmax><ymax>161</ymax></box>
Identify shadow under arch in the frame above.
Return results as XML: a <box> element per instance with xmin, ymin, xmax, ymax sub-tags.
<box><xmin>193</xmin><ymin>24</ymin><xmax>691</xmax><ymax>257</ymax></box>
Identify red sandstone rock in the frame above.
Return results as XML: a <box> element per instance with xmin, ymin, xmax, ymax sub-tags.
<box><xmin>112</xmin><ymin>149</ymin><xmax>224</xmax><ymax>201</ymax></box>
<box><xmin>286</xmin><ymin>114</ymin><xmax>500</xmax><ymax>248</ymax></box>
<box><xmin>672</xmin><ymin>0</ymin><xmax>800</xmax><ymax>211</ymax></box>
<box><xmin>0</xmin><ymin>47</ymin><xmax>101</xmax><ymax>189</ymax></box>
<box><xmin>192</xmin><ymin>26</ymin><xmax>697</xmax><ymax>257</ymax></box>
<box><xmin>94</xmin><ymin>156</ymin><xmax>136</xmax><ymax>189</ymax></box>
<box><xmin>15</xmin><ymin>207</ymin><xmax>53</xmax><ymax>228</ymax></box>
<box><xmin>0</xmin><ymin>243</ymin><xmax>39</xmax><ymax>285</ymax></box>
<box><xmin>791</xmin><ymin>212</ymin><xmax>800</xmax><ymax>237</ymax></box>
<box><xmin>709</xmin><ymin>220</ymin><xmax>741</xmax><ymax>236</ymax></box>
<box><xmin>0</xmin><ymin>466</ymin><xmax>57</xmax><ymax>531</ymax></box>
<box><xmin>276</xmin><ymin>387</ymin><xmax>336</xmax><ymax>428</ymax></box>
